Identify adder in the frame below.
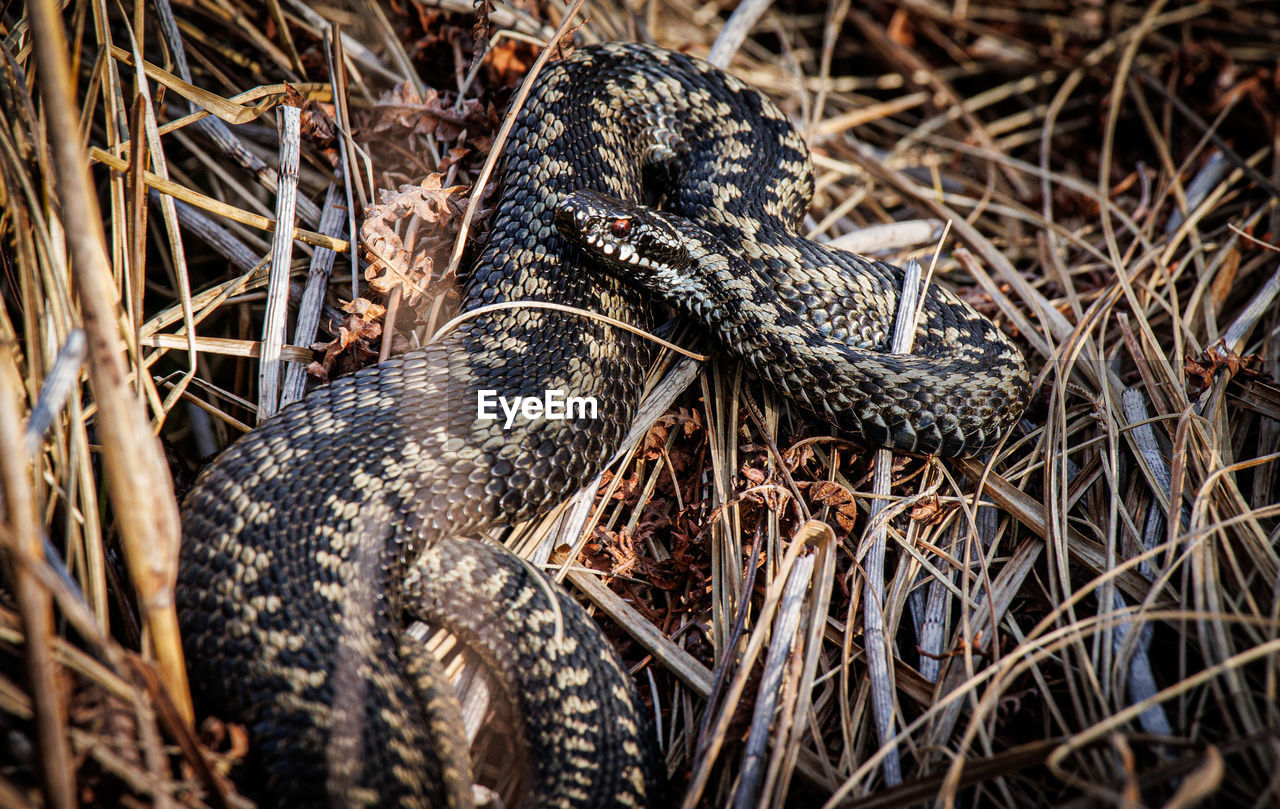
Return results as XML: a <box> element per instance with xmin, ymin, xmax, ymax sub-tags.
<box><xmin>176</xmin><ymin>41</ymin><xmax>1029</xmax><ymax>809</ymax></box>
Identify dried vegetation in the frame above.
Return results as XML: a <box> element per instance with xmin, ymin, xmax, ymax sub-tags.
<box><xmin>1</xmin><ymin>0</ymin><xmax>1279</xmax><ymax>807</ymax></box>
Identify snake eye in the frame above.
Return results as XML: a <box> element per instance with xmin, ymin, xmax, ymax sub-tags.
<box><xmin>610</xmin><ymin>218</ymin><xmax>631</xmax><ymax>237</ymax></box>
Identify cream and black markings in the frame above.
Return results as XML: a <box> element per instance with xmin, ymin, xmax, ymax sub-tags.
<box><xmin>178</xmin><ymin>40</ymin><xmax>1029</xmax><ymax>809</ymax></box>
<box><xmin>556</xmin><ymin>191</ymin><xmax>1029</xmax><ymax>455</ymax></box>
<box><xmin>180</xmin><ymin>42</ymin><xmax>855</xmax><ymax>809</ymax></box>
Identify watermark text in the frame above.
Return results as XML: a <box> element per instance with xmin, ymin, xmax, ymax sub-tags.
<box><xmin>477</xmin><ymin>389</ymin><xmax>598</xmax><ymax>428</ymax></box>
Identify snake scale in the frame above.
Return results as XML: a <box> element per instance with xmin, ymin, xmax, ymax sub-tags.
<box><xmin>177</xmin><ymin>42</ymin><xmax>1029</xmax><ymax>808</ymax></box>
<box><xmin>555</xmin><ymin>186</ymin><xmax>1029</xmax><ymax>455</ymax></box>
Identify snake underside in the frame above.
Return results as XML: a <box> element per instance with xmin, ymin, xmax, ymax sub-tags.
<box><xmin>177</xmin><ymin>41</ymin><xmax>1029</xmax><ymax>809</ymax></box>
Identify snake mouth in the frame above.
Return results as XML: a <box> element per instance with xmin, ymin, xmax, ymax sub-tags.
<box><xmin>582</xmin><ymin>228</ymin><xmax>658</xmax><ymax>270</ymax></box>
<box><xmin>555</xmin><ymin>189</ymin><xmax>689</xmax><ymax>277</ymax></box>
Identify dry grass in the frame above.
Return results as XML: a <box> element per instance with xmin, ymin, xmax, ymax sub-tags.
<box><xmin>1</xmin><ymin>0</ymin><xmax>1279</xmax><ymax>807</ymax></box>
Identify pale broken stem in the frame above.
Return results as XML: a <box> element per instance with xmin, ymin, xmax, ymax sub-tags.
<box><xmin>258</xmin><ymin>105</ymin><xmax>302</xmax><ymax>421</ymax></box>
<box><xmin>824</xmin><ymin>219</ymin><xmax>943</xmax><ymax>255</ymax></box>
<box><xmin>24</xmin><ymin>330</ymin><xmax>86</xmax><ymax>456</ymax></box>
<box><xmin>282</xmin><ymin>184</ymin><xmax>346</xmax><ymax>406</ymax></box>
<box><xmin>734</xmin><ymin>520</ymin><xmax>837</xmax><ymax>808</ymax></box>
<box><xmin>142</xmin><ymin>334</ymin><xmax>315</xmax><ymax>363</ymax></box>
<box><xmin>680</xmin><ymin>520</ymin><xmax>830</xmax><ymax>809</ymax></box>
<box><xmin>765</xmin><ymin>524</ymin><xmax>837</xmax><ymax>807</ymax></box>
<box><xmin>1216</xmin><ymin>262</ymin><xmax>1280</xmax><ymax>359</ymax></box>
<box><xmin>860</xmin><ymin>257</ymin><xmax>925</xmax><ymax>787</ymax></box>
<box><xmin>568</xmin><ymin>568</ymin><xmax>715</xmax><ymax>697</ymax></box>
<box><xmin>707</xmin><ymin>0</ymin><xmax>774</xmax><ymax>69</ymax></box>
<box><xmin>732</xmin><ymin>552</ymin><xmax>814</xmax><ymax>809</ymax></box>
<box><xmin>1115</xmin><ymin>388</ymin><xmax>1176</xmax><ymax>737</ymax></box>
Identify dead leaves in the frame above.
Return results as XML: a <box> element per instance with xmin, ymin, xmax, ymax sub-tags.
<box><xmin>796</xmin><ymin>480</ymin><xmax>861</xmax><ymax>534</ymax></box>
<box><xmin>369</xmin><ymin>82</ymin><xmax>495</xmax><ymax>145</ymax></box>
<box><xmin>1185</xmin><ymin>341</ymin><xmax>1265</xmax><ymax>398</ymax></box>
<box><xmin>307</xmin><ymin>298</ymin><xmax>386</xmax><ymax>382</ymax></box>
<box><xmin>360</xmin><ymin>174</ymin><xmax>471</xmax><ymax>306</ymax></box>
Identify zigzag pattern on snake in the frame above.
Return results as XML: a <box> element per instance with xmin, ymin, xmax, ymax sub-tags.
<box><xmin>555</xmin><ymin>188</ymin><xmax>1029</xmax><ymax>455</ymax></box>
<box><xmin>176</xmin><ymin>42</ymin><xmax>1029</xmax><ymax>809</ymax></box>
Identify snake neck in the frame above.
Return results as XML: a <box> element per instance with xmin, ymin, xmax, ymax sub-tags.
<box><xmin>556</xmin><ymin>195</ymin><xmax>1030</xmax><ymax>456</ymax></box>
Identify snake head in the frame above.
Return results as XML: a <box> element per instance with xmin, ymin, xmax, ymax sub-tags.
<box><xmin>555</xmin><ymin>189</ymin><xmax>691</xmax><ymax>283</ymax></box>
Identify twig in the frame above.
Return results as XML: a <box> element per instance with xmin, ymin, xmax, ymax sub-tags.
<box><xmin>825</xmin><ymin>220</ymin><xmax>943</xmax><ymax>255</ymax></box>
<box><xmin>257</xmin><ymin>105</ymin><xmax>302</xmax><ymax>421</ymax></box>
<box><xmin>1215</xmin><ymin>262</ymin><xmax>1280</xmax><ymax>359</ymax></box>
<box><xmin>733</xmin><ymin>550</ymin><xmax>814</xmax><ymax>808</ymax></box>
<box><xmin>1164</xmin><ymin>151</ymin><xmax>1227</xmax><ymax>236</ymax></box>
<box><xmin>24</xmin><ymin>330</ymin><xmax>86</xmax><ymax>456</ymax></box>
<box><xmin>379</xmin><ymin>285</ymin><xmax>403</xmax><ymax>363</ymax></box>
<box><xmin>707</xmin><ymin>0</ymin><xmax>775</xmax><ymax>68</ymax></box>
<box><xmin>535</xmin><ymin>355</ymin><xmax>703</xmax><ymax>570</ymax></box>
<box><xmin>91</xmin><ymin>147</ymin><xmax>349</xmax><ymax>251</ymax></box>
<box><xmin>148</xmin><ymin>1</ymin><xmax>320</xmax><ymax>226</ymax></box>
<box><xmin>681</xmin><ymin>520</ymin><xmax>829</xmax><ymax>809</ymax></box>
<box><xmin>142</xmin><ymin>333</ymin><xmax>315</xmax><ymax>363</ymax></box>
<box><xmin>568</xmin><ymin>568</ymin><xmax>714</xmax><ymax>696</ymax></box>
<box><xmin>161</xmin><ymin>195</ymin><xmax>262</xmax><ymax>272</ymax></box>
<box><xmin>858</xmin><ymin>258</ymin><xmax>925</xmax><ymax>786</ymax></box>
<box><xmin>28</xmin><ymin>0</ymin><xmax>191</xmax><ymax>727</ymax></box>
<box><xmin>1116</xmin><ymin>389</ymin><xmax>1175</xmax><ymax>736</ymax></box>
<box><xmin>279</xmin><ymin>0</ymin><xmax>402</xmax><ymax>83</ymax></box>
<box><xmin>282</xmin><ymin>184</ymin><xmax>347</xmax><ymax>406</ymax></box>
<box><xmin>118</xmin><ymin>20</ymin><xmax>199</xmax><ymax>413</ymax></box>
<box><xmin>0</xmin><ymin>344</ymin><xmax>74</xmax><ymax>809</ymax></box>
<box><xmin>1133</xmin><ymin>70</ymin><xmax>1280</xmax><ymax>203</ymax></box>
<box><xmin>326</xmin><ymin>25</ymin><xmax>363</xmax><ymax>298</ymax></box>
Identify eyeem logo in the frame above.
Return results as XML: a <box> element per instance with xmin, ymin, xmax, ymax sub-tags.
<box><xmin>477</xmin><ymin>390</ymin><xmax>598</xmax><ymax>429</ymax></box>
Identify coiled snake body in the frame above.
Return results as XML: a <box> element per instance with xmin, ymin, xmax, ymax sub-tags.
<box><xmin>177</xmin><ymin>42</ymin><xmax>1028</xmax><ymax>809</ymax></box>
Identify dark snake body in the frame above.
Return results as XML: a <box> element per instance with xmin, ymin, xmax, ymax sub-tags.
<box><xmin>555</xmin><ymin>188</ymin><xmax>1030</xmax><ymax>455</ymax></box>
<box><xmin>177</xmin><ymin>42</ymin><xmax>1028</xmax><ymax>809</ymax></box>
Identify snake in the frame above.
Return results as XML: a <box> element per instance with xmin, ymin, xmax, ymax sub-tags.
<box><xmin>554</xmin><ymin>188</ymin><xmax>1029</xmax><ymax>455</ymax></box>
<box><xmin>176</xmin><ymin>42</ymin><xmax>1029</xmax><ymax>809</ymax></box>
